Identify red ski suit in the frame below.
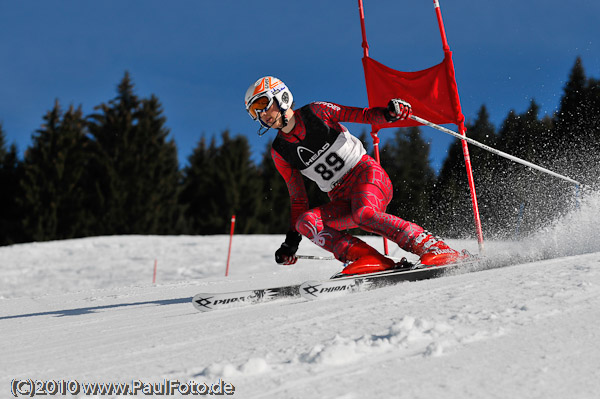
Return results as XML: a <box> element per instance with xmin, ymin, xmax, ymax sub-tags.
<box><xmin>272</xmin><ymin>102</ymin><xmax>426</xmax><ymax>262</ymax></box>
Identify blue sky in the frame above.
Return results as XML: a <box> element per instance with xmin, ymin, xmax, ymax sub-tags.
<box><xmin>1</xmin><ymin>0</ymin><xmax>599</xmax><ymax>173</ymax></box>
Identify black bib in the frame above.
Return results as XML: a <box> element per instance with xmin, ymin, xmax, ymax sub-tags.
<box><xmin>272</xmin><ymin>105</ymin><xmax>343</xmax><ymax>170</ymax></box>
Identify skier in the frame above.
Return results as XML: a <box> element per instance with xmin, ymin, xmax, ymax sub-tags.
<box><xmin>244</xmin><ymin>76</ymin><xmax>466</xmax><ymax>275</ymax></box>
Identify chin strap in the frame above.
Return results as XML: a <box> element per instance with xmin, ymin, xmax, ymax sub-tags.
<box><xmin>256</xmin><ymin>108</ymin><xmax>288</xmax><ymax>136</ymax></box>
<box><xmin>257</xmin><ymin>124</ymin><xmax>271</xmax><ymax>136</ymax></box>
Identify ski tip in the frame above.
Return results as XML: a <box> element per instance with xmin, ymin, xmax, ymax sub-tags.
<box><xmin>192</xmin><ymin>292</ymin><xmax>252</xmax><ymax>312</ymax></box>
<box><xmin>192</xmin><ymin>293</ymin><xmax>223</xmax><ymax>312</ymax></box>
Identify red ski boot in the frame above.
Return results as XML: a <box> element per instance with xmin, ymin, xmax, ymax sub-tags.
<box><xmin>414</xmin><ymin>234</ymin><xmax>463</xmax><ymax>267</ymax></box>
<box><xmin>340</xmin><ymin>242</ymin><xmax>396</xmax><ymax>276</ymax></box>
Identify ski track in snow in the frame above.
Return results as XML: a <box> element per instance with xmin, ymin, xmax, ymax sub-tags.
<box><xmin>2</xmin><ymin>194</ymin><xmax>600</xmax><ymax>398</ymax></box>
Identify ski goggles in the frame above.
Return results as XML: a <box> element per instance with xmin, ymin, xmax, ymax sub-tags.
<box><xmin>247</xmin><ymin>96</ymin><xmax>273</xmax><ymax>120</ymax></box>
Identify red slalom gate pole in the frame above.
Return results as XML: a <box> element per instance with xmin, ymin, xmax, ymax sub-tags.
<box><xmin>370</xmin><ymin>129</ymin><xmax>390</xmax><ymax>256</ymax></box>
<box><xmin>433</xmin><ymin>0</ymin><xmax>484</xmax><ymax>252</ymax></box>
<box><xmin>359</xmin><ymin>0</ymin><xmax>389</xmax><ymax>255</ymax></box>
<box><xmin>225</xmin><ymin>215</ymin><xmax>236</xmax><ymax>277</ymax></box>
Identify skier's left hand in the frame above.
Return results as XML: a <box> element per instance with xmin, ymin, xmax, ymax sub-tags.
<box><xmin>275</xmin><ymin>231</ymin><xmax>302</xmax><ymax>265</ymax></box>
<box><xmin>385</xmin><ymin>99</ymin><xmax>412</xmax><ymax>122</ymax></box>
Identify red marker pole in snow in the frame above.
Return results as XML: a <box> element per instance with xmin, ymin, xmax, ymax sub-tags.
<box><xmin>153</xmin><ymin>259</ymin><xmax>157</xmax><ymax>284</ymax></box>
<box><xmin>225</xmin><ymin>215</ymin><xmax>236</xmax><ymax>277</ymax></box>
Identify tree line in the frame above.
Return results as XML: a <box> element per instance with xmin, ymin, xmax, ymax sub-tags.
<box><xmin>1</xmin><ymin>58</ymin><xmax>598</xmax><ymax>246</ymax></box>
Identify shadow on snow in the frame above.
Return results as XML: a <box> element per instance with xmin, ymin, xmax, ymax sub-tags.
<box><xmin>0</xmin><ymin>297</ymin><xmax>193</xmax><ymax>320</ymax></box>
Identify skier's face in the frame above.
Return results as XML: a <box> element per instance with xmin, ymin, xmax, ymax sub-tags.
<box><xmin>258</xmin><ymin>100</ymin><xmax>284</xmax><ymax>129</ymax></box>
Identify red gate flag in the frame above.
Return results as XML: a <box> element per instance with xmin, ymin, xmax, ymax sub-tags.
<box><xmin>362</xmin><ymin>52</ymin><xmax>465</xmax><ymax>130</ymax></box>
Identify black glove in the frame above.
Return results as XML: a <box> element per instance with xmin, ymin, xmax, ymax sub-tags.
<box><xmin>275</xmin><ymin>231</ymin><xmax>302</xmax><ymax>265</ymax></box>
<box><xmin>384</xmin><ymin>99</ymin><xmax>412</xmax><ymax>122</ymax></box>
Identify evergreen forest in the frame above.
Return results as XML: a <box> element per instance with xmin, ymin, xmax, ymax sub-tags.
<box><xmin>1</xmin><ymin>58</ymin><xmax>599</xmax><ymax>246</ymax></box>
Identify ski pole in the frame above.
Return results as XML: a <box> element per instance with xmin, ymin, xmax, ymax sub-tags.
<box><xmin>410</xmin><ymin>114</ymin><xmax>584</xmax><ymax>187</ymax></box>
<box><xmin>297</xmin><ymin>255</ymin><xmax>335</xmax><ymax>260</ymax></box>
<box><xmin>297</xmin><ymin>254</ymin><xmax>408</xmax><ymax>262</ymax></box>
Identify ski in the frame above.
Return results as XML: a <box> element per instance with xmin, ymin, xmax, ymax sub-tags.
<box><xmin>192</xmin><ymin>257</ymin><xmax>482</xmax><ymax>311</ymax></box>
<box><xmin>299</xmin><ymin>258</ymin><xmax>481</xmax><ymax>301</ymax></box>
<box><xmin>192</xmin><ymin>284</ymin><xmax>300</xmax><ymax>312</ymax></box>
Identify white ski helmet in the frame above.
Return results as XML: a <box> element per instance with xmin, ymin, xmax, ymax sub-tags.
<box><xmin>244</xmin><ymin>76</ymin><xmax>293</xmax><ymax>131</ymax></box>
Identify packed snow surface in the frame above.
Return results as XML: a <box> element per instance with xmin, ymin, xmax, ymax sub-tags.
<box><xmin>2</xmin><ymin>194</ymin><xmax>600</xmax><ymax>398</ymax></box>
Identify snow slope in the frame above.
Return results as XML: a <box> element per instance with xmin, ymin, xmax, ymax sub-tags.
<box><xmin>2</xmin><ymin>194</ymin><xmax>600</xmax><ymax>398</ymax></box>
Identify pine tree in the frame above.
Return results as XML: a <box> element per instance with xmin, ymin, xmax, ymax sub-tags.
<box><xmin>179</xmin><ymin>136</ymin><xmax>218</xmax><ymax>234</ymax></box>
<box><xmin>488</xmin><ymin>102</ymin><xmax>567</xmax><ymax>236</ymax></box>
<box><xmin>209</xmin><ymin>132</ymin><xmax>262</xmax><ymax>234</ymax></box>
<box><xmin>463</xmin><ymin>106</ymin><xmax>499</xmax><ymax>237</ymax></box>
<box><xmin>586</xmin><ymin>75</ymin><xmax>600</xmax><ymax>188</ymax></box>
<box><xmin>87</xmin><ymin>73</ymin><xmax>139</xmax><ymax>234</ymax></box>
<box><xmin>0</xmin><ymin>125</ymin><xmax>25</xmax><ymax>245</ymax></box>
<box><xmin>379</xmin><ymin>126</ymin><xmax>436</xmax><ymax>228</ymax></box>
<box><xmin>256</xmin><ymin>142</ymin><xmax>290</xmax><ymax>233</ymax></box>
<box><xmin>180</xmin><ymin>132</ymin><xmax>262</xmax><ymax>234</ymax></box>
<box><xmin>553</xmin><ymin>57</ymin><xmax>600</xmax><ymax>187</ymax></box>
<box><xmin>430</xmin><ymin>130</ymin><xmax>472</xmax><ymax>238</ymax></box>
<box><xmin>87</xmin><ymin>72</ymin><xmax>181</xmax><ymax>235</ymax></box>
<box><xmin>134</xmin><ymin>95</ymin><xmax>183</xmax><ymax>234</ymax></box>
<box><xmin>431</xmin><ymin>108</ymin><xmax>499</xmax><ymax>238</ymax></box>
<box><xmin>19</xmin><ymin>101</ymin><xmax>92</xmax><ymax>241</ymax></box>
<box><xmin>553</xmin><ymin>57</ymin><xmax>587</xmax><ymax>160</ymax></box>
<box><xmin>0</xmin><ymin>124</ymin><xmax>6</xmax><ymax>161</ymax></box>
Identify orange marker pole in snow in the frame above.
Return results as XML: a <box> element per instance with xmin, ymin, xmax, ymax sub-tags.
<box><xmin>225</xmin><ymin>215</ymin><xmax>236</xmax><ymax>276</ymax></box>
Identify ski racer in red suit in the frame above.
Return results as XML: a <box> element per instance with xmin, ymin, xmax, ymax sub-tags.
<box><xmin>244</xmin><ymin>76</ymin><xmax>466</xmax><ymax>275</ymax></box>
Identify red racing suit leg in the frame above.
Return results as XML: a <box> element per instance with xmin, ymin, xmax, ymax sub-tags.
<box><xmin>295</xmin><ymin>155</ymin><xmax>427</xmax><ymax>262</ymax></box>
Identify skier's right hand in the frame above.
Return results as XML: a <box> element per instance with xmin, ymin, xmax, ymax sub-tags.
<box><xmin>275</xmin><ymin>231</ymin><xmax>302</xmax><ymax>265</ymax></box>
<box><xmin>385</xmin><ymin>98</ymin><xmax>412</xmax><ymax>122</ymax></box>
